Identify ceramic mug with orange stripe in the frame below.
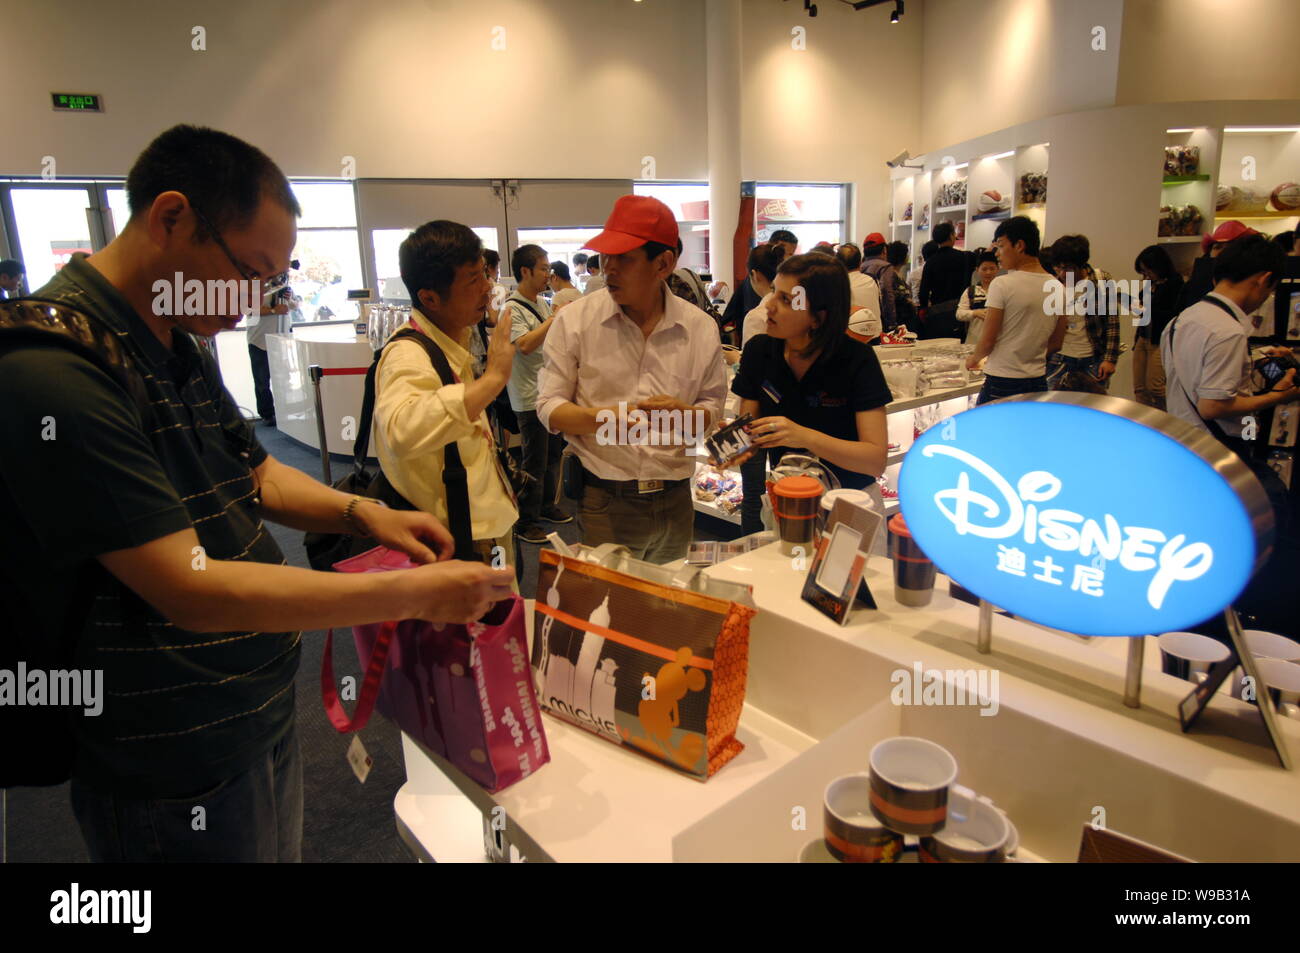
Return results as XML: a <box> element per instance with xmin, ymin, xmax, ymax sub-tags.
<box><xmin>823</xmin><ymin>774</ymin><xmax>904</xmax><ymax>863</ymax></box>
<box><xmin>867</xmin><ymin>736</ymin><xmax>958</xmax><ymax>835</ymax></box>
<box><xmin>919</xmin><ymin>791</ymin><xmax>1010</xmax><ymax>863</ymax></box>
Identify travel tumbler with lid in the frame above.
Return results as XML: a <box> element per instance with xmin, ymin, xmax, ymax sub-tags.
<box><xmin>770</xmin><ymin>475</ymin><xmax>824</xmax><ymax>556</ymax></box>
<box><xmin>889</xmin><ymin>513</ymin><xmax>937</xmax><ymax>607</ymax></box>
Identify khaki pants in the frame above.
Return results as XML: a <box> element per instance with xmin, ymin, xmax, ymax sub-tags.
<box><xmin>1133</xmin><ymin>335</ymin><xmax>1166</xmax><ymax>409</ymax></box>
<box><xmin>578</xmin><ymin>480</ymin><xmax>694</xmax><ymax>565</ymax></box>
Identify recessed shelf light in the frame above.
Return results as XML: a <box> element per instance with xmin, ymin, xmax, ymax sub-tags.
<box><xmin>1224</xmin><ymin>126</ymin><xmax>1300</xmax><ymax>133</ymax></box>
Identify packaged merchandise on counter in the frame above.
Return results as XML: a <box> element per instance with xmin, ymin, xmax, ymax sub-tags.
<box><xmin>531</xmin><ymin>546</ymin><xmax>756</xmax><ymax>780</ymax></box>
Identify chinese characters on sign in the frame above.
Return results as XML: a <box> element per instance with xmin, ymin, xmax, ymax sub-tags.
<box><xmin>996</xmin><ymin>545</ymin><xmax>1106</xmax><ymax>596</ymax></box>
<box><xmin>51</xmin><ymin>93</ymin><xmax>102</xmax><ymax>111</ymax></box>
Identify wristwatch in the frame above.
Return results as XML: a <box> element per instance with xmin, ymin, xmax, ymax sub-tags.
<box><xmin>343</xmin><ymin>496</ymin><xmax>386</xmax><ymax>536</ymax></box>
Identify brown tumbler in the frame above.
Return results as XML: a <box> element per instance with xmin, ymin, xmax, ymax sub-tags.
<box><xmin>889</xmin><ymin>513</ymin><xmax>936</xmax><ymax>607</ymax></box>
<box><xmin>770</xmin><ymin>475</ymin><xmax>824</xmax><ymax>556</ymax></box>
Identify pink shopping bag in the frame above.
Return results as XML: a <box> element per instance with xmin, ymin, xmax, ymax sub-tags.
<box><xmin>321</xmin><ymin>546</ymin><xmax>548</xmax><ymax>793</ymax></box>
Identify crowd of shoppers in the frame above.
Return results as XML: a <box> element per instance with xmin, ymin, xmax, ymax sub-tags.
<box><xmin>6</xmin><ymin>121</ymin><xmax>1298</xmax><ymax>866</ymax></box>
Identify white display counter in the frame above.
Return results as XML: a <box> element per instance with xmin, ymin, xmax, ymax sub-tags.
<box><xmin>265</xmin><ymin>324</ymin><xmax>374</xmax><ymax>457</ymax></box>
<box><xmin>393</xmin><ymin>546</ymin><xmax>1300</xmax><ymax>863</ymax></box>
<box><xmin>692</xmin><ymin>379</ymin><xmax>981</xmax><ymax>527</ymax></box>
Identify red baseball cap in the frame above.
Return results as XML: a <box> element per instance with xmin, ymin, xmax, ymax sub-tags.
<box><xmin>585</xmin><ymin>195</ymin><xmax>679</xmax><ymax>255</ymax></box>
<box><xmin>863</xmin><ymin>232</ymin><xmax>887</xmax><ymax>247</ymax></box>
<box><xmin>1201</xmin><ymin>219</ymin><xmax>1258</xmax><ymax>253</ymax></box>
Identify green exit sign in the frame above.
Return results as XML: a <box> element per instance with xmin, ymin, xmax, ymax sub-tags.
<box><xmin>51</xmin><ymin>93</ymin><xmax>102</xmax><ymax>112</ymax></box>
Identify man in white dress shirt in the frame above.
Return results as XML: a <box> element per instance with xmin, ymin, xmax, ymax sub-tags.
<box><xmin>536</xmin><ymin>196</ymin><xmax>728</xmax><ymax>563</ymax></box>
<box><xmin>836</xmin><ymin>242</ymin><xmax>882</xmax><ymax>342</ymax></box>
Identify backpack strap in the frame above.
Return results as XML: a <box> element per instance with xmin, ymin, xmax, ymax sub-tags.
<box><xmin>505</xmin><ymin>295</ymin><xmax>545</xmax><ymax>324</ymax></box>
<box><xmin>0</xmin><ymin>297</ymin><xmax>152</xmax><ymax>422</ymax></box>
<box><xmin>1166</xmin><ymin>297</ymin><xmax>1241</xmax><ymax>448</ymax></box>
<box><xmin>384</xmin><ymin>328</ymin><xmax>478</xmax><ymax>561</ymax></box>
<box><xmin>352</xmin><ymin>350</ymin><xmax>381</xmax><ymax>480</ymax></box>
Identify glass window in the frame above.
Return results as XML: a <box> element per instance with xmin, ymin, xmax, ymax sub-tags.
<box><xmin>634</xmin><ymin>182</ymin><xmax>711</xmax><ymax>222</ymax></box>
<box><xmin>284</xmin><ymin>181</ymin><xmax>365</xmax><ymax>322</ymax></box>
<box><xmin>371</xmin><ymin>226</ymin><xmax>498</xmax><ymax>302</ymax></box>
<box><xmin>9</xmin><ymin>188</ymin><xmax>94</xmax><ymax>291</ymax></box>
<box><xmin>514</xmin><ymin>227</ymin><xmax>600</xmax><ymax>277</ymax></box>
<box><xmin>634</xmin><ymin>182</ymin><xmax>710</xmax><ymax>273</ymax></box>
<box><xmin>755</xmin><ymin>183</ymin><xmax>848</xmax><ymax>252</ymax></box>
<box><xmin>105</xmin><ymin>187</ymin><xmax>131</xmax><ymax>239</ymax></box>
<box><xmin>288</xmin><ymin>229</ymin><xmax>366</xmax><ymax>323</ymax></box>
<box><xmin>289</xmin><ymin>182</ymin><xmax>357</xmax><ymax>229</ymax></box>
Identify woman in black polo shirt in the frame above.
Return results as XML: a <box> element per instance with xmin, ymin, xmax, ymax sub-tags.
<box><xmin>732</xmin><ymin>253</ymin><xmax>893</xmax><ymax>533</ymax></box>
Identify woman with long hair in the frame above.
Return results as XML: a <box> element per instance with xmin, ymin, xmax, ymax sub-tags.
<box><xmin>731</xmin><ymin>253</ymin><xmax>893</xmax><ymax>533</ymax></box>
<box><xmin>1132</xmin><ymin>243</ymin><xmax>1185</xmax><ymax>409</ymax></box>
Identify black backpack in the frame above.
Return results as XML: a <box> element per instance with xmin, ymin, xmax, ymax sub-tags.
<box><xmin>0</xmin><ymin>298</ymin><xmax>155</xmax><ymax>788</ymax></box>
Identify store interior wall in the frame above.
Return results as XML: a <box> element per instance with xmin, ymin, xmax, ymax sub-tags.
<box><xmin>1115</xmin><ymin>0</ymin><xmax>1300</xmax><ymax>106</ymax></box>
<box><xmin>918</xmin><ymin>0</ymin><xmax>1300</xmax><ymax>156</ymax></box>
<box><xmin>3</xmin><ymin>0</ymin><xmax>927</xmax><ymax>250</ymax></box>
<box><xmin>918</xmin><ymin>0</ymin><xmax>1124</xmax><ymax>154</ymax></box>
<box><xmin>5</xmin><ymin>0</ymin><xmax>1299</xmax><ymax>288</ymax></box>
<box><xmin>0</xmin><ymin>0</ymin><xmax>709</xmax><ymax>181</ymax></box>
<box><xmin>917</xmin><ymin>98</ymin><xmax>1300</xmax><ymax>400</ymax></box>
<box><xmin>737</xmin><ymin>0</ymin><xmax>924</xmax><ymax>241</ymax></box>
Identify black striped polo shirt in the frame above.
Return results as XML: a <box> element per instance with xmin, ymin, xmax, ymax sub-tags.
<box><xmin>0</xmin><ymin>254</ymin><xmax>298</xmax><ymax>798</ymax></box>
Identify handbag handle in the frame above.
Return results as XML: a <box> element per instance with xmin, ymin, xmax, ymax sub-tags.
<box><xmin>585</xmin><ymin>542</ymin><xmax>633</xmax><ymax>568</ymax></box>
<box><xmin>321</xmin><ymin>621</ymin><xmax>398</xmax><ymax>733</ymax></box>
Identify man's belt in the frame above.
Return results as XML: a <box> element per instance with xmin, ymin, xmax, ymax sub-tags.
<box><xmin>581</xmin><ymin>471</ymin><xmax>690</xmax><ymax>495</ymax></box>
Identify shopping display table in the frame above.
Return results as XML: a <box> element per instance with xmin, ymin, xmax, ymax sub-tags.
<box><xmin>394</xmin><ymin>545</ymin><xmax>1300</xmax><ymax>862</ymax></box>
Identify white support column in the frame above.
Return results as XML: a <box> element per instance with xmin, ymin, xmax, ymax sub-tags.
<box><xmin>706</xmin><ymin>0</ymin><xmax>742</xmax><ymax>289</ymax></box>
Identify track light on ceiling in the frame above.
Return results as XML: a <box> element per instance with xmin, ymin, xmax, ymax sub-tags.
<box><xmin>891</xmin><ymin>1</ymin><xmax>903</xmax><ymax>23</ymax></box>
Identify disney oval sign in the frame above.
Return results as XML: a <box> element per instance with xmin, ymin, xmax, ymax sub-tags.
<box><xmin>899</xmin><ymin>393</ymin><xmax>1273</xmax><ymax>637</ymax></box>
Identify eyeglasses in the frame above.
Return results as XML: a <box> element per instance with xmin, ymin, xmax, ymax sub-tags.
<box><xmin>190</xmin><ymin>205</ymin><xmax>298</xmax><ymax>309</ymax></box>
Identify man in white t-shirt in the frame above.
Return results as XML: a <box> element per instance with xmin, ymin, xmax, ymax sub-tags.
<box><xmin>582</xmin><ymin>255</ymin><xmax>605</xmax><ymax>294</ymax></box>
<box><xmin>548</xmin><ymin>261</ymin><xmax>582</xmax><ymax>312</ymax></box>
<box><xmin>503</xmin><ymin>244</ymin><xmax>570</xmax><ymax>543</ymax></box>
<box><xmin>967</xmin><ymin>216</ymin><xmax>1067</xmax><ymax>405</ymax></box>
<box><xmin>837</xmin><ymin>242</ymin><xmax>882</xmax><ymax>341</ymax></box>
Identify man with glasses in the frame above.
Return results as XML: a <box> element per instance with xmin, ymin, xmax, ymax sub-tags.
<box><xmin>0</xmin><ymin>125</ymin><xmax>513</xmax><ymax>862</ymax></box>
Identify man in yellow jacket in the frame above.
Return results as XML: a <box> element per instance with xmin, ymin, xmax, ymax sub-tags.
<box><xmin>374</xmin><ymin>221</ymin><xmax>520</xmax><ymax>569</ymax></box>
